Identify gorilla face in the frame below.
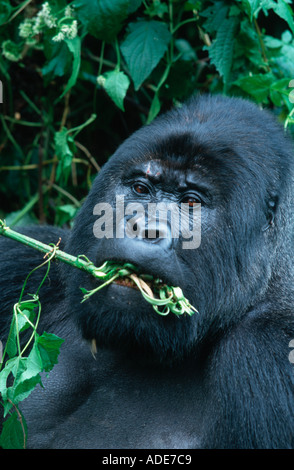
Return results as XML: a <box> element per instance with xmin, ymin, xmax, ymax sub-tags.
<box><xmin>65</xmin><ymin>95</ymin><xmax>293</xmax><ymax>362</ymax></box>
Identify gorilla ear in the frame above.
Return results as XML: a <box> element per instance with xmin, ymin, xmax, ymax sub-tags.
<box><xmin>262</xmin><ymin>194</ymin><xmax>279</xmax><ymax>232</ymax></box>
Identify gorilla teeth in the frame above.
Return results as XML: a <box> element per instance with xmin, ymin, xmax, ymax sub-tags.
<box><xmin>90</xmin><ymin>339</ymin><xmax>97</xmax><ymax>358</ymax></box>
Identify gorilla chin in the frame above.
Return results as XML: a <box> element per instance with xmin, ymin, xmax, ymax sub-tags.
<box><xmin>76</xmin><ymin>279</ymin><xmax>199</xmax><ymax>364</ymax></box>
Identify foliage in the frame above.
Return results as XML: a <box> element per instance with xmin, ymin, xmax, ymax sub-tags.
<box><xmin>0</xmin><ymin>236</ymin><xmax>64</xmax><ymax>449</ymax></box>
<box><xmin>0</xmin><ymin>0</ymin><xmax>293</xmax><ymax>227</ymax></box>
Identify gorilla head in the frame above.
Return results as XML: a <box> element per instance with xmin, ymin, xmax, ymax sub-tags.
<box><xmin>64</xmin><ymin>94</ymin><xmax>294</xmax><ymax>363</ymax></box>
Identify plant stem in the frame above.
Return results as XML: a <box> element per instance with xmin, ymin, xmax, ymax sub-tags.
<box><xmin>0</xmin><ymin>220</ymin><xmax>198</xmax><ymax>316</ymax></box>
<box><xmin>0</xmin><ymin>220</ymin><xmax>92</xmax><ymax>274</ymax></box>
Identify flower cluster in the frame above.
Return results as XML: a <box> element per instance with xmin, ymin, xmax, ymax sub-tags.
<box><xmin>3</xmin><ymin>2</ymin><xmax>79</xmax><ymax>62</ymax></box>
<box><xmin>52</xmin><ymin>20</ymin><xmax>78</xmax><ymax>42</ymax></box>
<box><xmin>18</xmin><ymin>2</ymin><xmax>78</xmax><ymax>42</ymax></box>
<box><xmin>19</xmin><ymin>2</ymin><xmax>57</xmax><ymax>38</ymax></box>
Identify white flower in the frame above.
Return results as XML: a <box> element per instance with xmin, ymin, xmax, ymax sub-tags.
<box><xmin>19</xmin><ymin>19</ymin><xmax>34</xmax><ymax>38</ymax></box>
<box><xmin>66</xmin><ymin>20</ymin><xmax>78</xmax><ymax>39</ymax></box>
<box><xmin>33</xmin><ymin>2</ymin><xmax>57</xmax><ymax>34</ymax></box>
<box><xmin>65</xmin><ymin>6</ymin><xmax>73</xmax><ymax>17</ymax></box>
<box><xmin>52</xmin><ymin>31</ymin><xmax>65</xmax><ymax>42</ymax></box>
<box><xmin>53</xmin><ymin>20</ymin><xmax>78</xmax><ymax>41</ymax></box>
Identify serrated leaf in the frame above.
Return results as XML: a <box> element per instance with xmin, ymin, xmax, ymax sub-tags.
<box><xmin>103</xmin><ymin>70</ymin><xmax>130</xmax><ymax>111</ymax></box>
<box><xmin>36</xmin><ymin>332</ymin><xmax>64</xmax><ymax>372</ymax></box>
<box><xmin>73</xmin><ymin>0</ymin><xmax>130</xmax><ymax>42</ymax></box>
<box><xmin>200</xmin><ymin>2</ymin><xmax>229</xmax><ymax>33</ymax></box>
<box><xmin>19</xmin><ymin>342</ymin><xmax>43</xmax><ymax>381</ymax></box>
<box><xmin>207</xmin><ymin>16</ymin><xmax>239</xmax><ymax>84</ymax></box>
<box><xmin>121</xmin><ymin>20</ymin><xmax>171</xmax><ymax>90</ymax></box>
<box><xmin>0</xmin><ymin>411</ymin><xmax>27</xmax><ymax>449</ymax></box>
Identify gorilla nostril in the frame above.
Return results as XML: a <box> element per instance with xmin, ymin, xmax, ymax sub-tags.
<box><xmin>144</xmin><ymin>228</ymin><xmax>161</xmax><ymax>239</ymax></box>
<box><xmin>143</xmin><ymin>225</ymin><xmax>170</xmax><ymax>242</ymax></box>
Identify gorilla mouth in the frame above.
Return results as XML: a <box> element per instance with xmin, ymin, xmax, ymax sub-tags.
<box><xmin>114</xmin><ymin>272</ymin><xmax>155</xmax><ymax>298</ymax></box>
<box><xmin>82</xmin><ymin>260</ymin><xmax>198</xmax><ymax>317</ymax></box>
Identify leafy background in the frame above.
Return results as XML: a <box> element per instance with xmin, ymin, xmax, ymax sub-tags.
<box><xmin>0</xmin><ymin>0</ymin><xmax>294</xmax><ymax>228</ymax></box>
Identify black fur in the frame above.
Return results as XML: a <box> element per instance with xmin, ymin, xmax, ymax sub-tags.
<box><xmin>1</xmin><ymin>95</ymin><xmax>294</xmax><ymax>448</ymax></box>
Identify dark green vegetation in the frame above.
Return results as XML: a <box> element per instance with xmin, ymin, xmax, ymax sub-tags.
<box><xmin>1</xmin><ymin>0</ymin><xmax>294</xmax><ymax>227</ymax></box>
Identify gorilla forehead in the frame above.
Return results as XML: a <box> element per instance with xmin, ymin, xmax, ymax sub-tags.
<box><xmin>105</xmin><ymin>94</ymin><xmax>290</xmax><ymax>189</ymax></box>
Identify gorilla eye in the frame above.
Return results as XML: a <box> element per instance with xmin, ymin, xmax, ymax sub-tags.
<box><xmin>133</xmin><ymin>183</ymin><xmax>150</xmax><ymax>195</ymax></box>
<box><xmin>182</xmin><ymin>196</ymin><xmax>201</xmax><ymax>207</ymax></box>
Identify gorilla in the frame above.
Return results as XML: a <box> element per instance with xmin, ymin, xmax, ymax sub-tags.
<box><xmin>1</xmin><ymin>94</ymin><xmax>294</xmax><ymax>449</ymax></box>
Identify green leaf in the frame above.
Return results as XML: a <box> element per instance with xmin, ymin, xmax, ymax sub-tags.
<box><xmin>264</xmin><ymin>35</ymin><xmax>284</xmax><ymax>48</ymax></box>
<box><xmin>128</xmin><ymin>0</ymin><xmax>142</xmax><ymax>14</ymax></box>
<box><xmin>20</xmin><ymin>342</ymin><xmax>43</xmax><ymax>381</ymax></box>
<box><xmin>4</xmin><ymin>304</ymin><xmax>37</xmax><ymax>359</ymax></box>
<box><xmin>0</xmin><ymin>0</ymin><xmax>12</xmax><ymax>26</ymax></box>
<box><xmin>2</xmin><ymin>40</ymin><xmax>22</xmax><ymax>62</ymax></box>
<box><xmin>234</xmin><ymin>18</ymin><xmax>264</xmax><ymax>69</ymax></box>
<box><xmin>270</xmin><ymin>77</ymin><xmax>293</xmax><ymax>106</ymax></box>
<box><xmin>36</xmin><ymin>332</ymin><xmax>64</xmax><ymax>373</ymax></box>
<box><xmin>121</xmin><ymin>20</ymin><xmax>171</xmax><ymax>90</ymax></box>
<box><xmin>42</xmin><ymin>41</ymin><xmax>72</xmax><ymax>78</ymax></box>
<box><xmin>272</xmin><ymin>0</ymin><xmax>294</xmax><ymax>35</ymax></box>
<box><xmin>9</xmin><ymin>375</ymin><xmax>42</xmax><ymax>406</ymax></box>
<box><xmin>5</xmin><ymin>320</ymin><xmax>18</xmax><ymax>359</ymax></box>
<box><xmin>60</xmin><ymin>36</ymin><xmax>81</xmax><ymax>99</ymax></box>
<box><xmin>200</xmin><ymin>2</ymin><xmax>229</xmax><ymax>33</ymax></box>
<box><xmin>0</xmin><ymin>411</ymin><xmax>27</xmax><ymax>449</ymax></box>
<box><xmin>0</xmin><ymin>359</ymin><xmax>17</xmax><ymax>400</ymax></box>
<box><xmin>174</xmin><ymin>39</ymin><xmax>197</xmax><ymax>61</ymax></box>
<box><xmin>0</xmin><ymin>357</ymin><xmax>27</xmax><ymax>413</ymax></box>
<box><xmin>207</xmin><ymin>16</ymin><xmax>239</xmax><ymax>84</ymax></box>
<box><xmin>241</xmin><ymin>0</ymin><xmax>265</xmax><ymax>21</ymax></box>
<box><xmin>103</xmin><ymin>70</ymin><xmax>130</xmax><ymax>111</ymax></box>
<box><xmin>54</xmin><ymin>128</ymin><xmax>77</xmax><ymax>183</ymax></box>
<box><xmin>147</xmin><ymin>93</ymin><xmax>161</xmax><ymax>123</ymax></box>
<box><xmin>73</xmin><ymin>0</ymin><xmax>130</xmax><ymax>42</ymax></box>
<box><xmin>234</xmin><ymin>73</ymin><xmax>275</xmax><ymax>102</ymax></box>
<box><xmin>55</xmin><ymin>204</ymin><xmax>79</xmax><ymax>226</ymax></box>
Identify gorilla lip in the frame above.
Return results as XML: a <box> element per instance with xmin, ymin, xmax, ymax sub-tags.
<box><xmin>84</xmin><ymin>260</ymin><xmax>197</xmax><ymax>316</ymax></box>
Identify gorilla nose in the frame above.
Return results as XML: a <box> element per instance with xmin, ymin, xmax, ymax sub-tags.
<box><xmin>125</xmin><ymin>216</ymin><xmax>172</xmax><ymax>248</ymax></box>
